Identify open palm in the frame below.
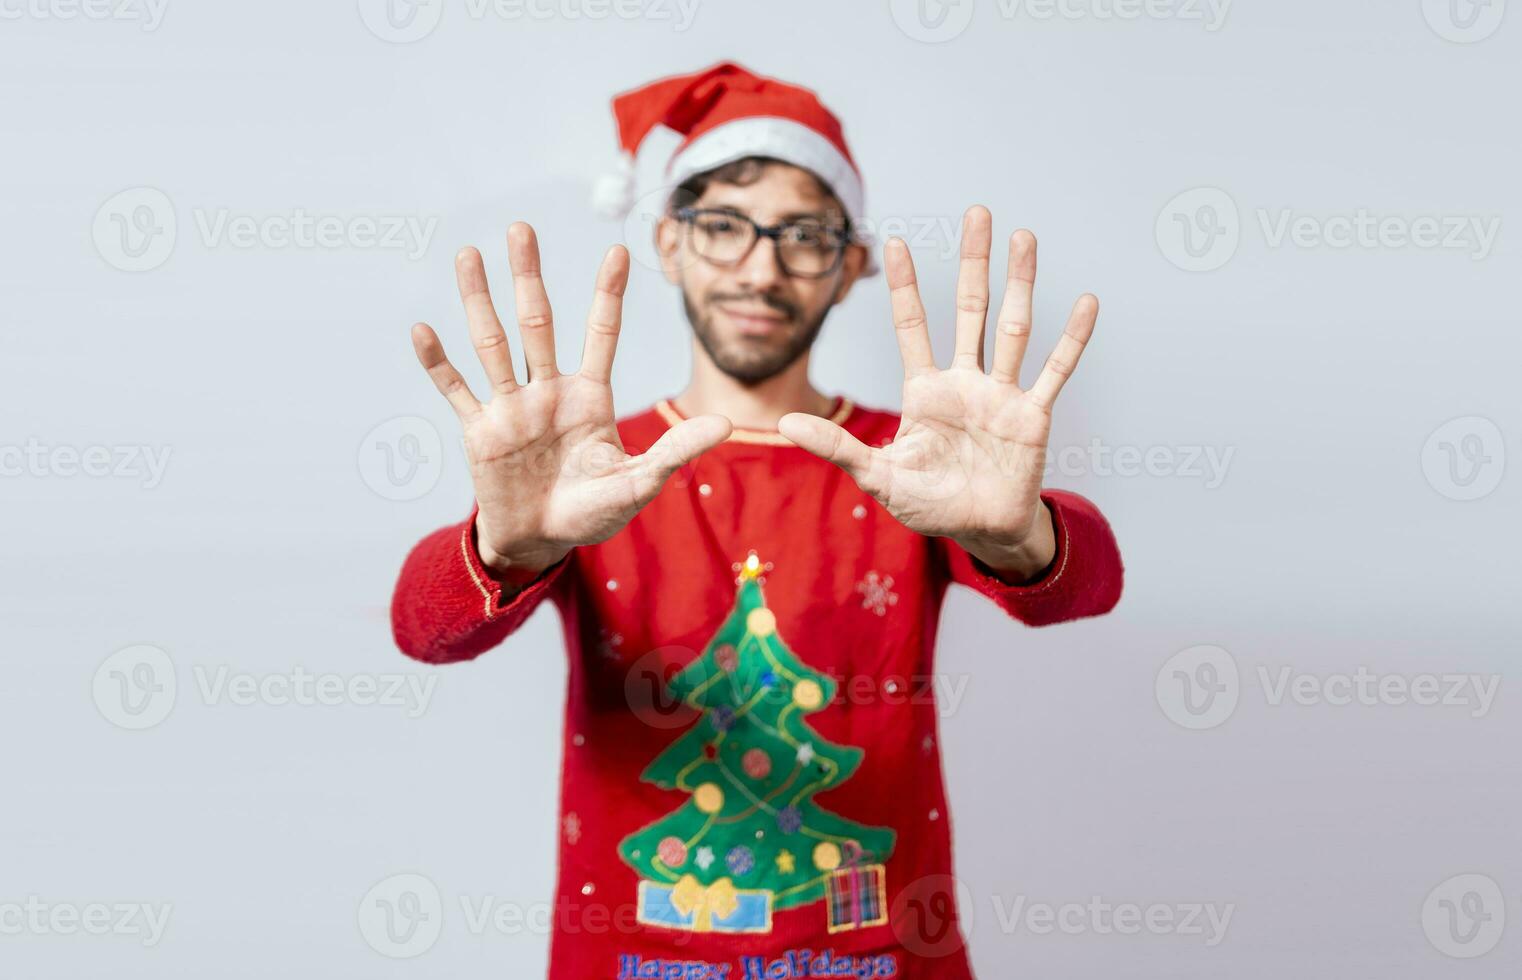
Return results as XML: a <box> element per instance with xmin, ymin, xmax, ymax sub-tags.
<box><xmin>779</xmin><ymin>207</ymin><xmax>1099</xmax><ymax>556</ymax></box>
<box><xmin>412</xmin><ymin>223</ymin><xmax>731</xmax><ymax>573</ymax></box>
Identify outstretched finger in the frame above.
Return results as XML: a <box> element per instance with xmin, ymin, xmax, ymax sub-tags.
<box><xmin>952</xmin><ymin>206</ymin><xmax>992</xmax><ymax>370</ymax></box>
<box><xmin>1027</xmin><ymin>294</ymin><xmax>1099</xmax><ymax>411</ymax></box>
<box><xmin>507</xmin><ymin>222</ymin><xmax>559</xmax><ymax>381</ymax></box>
<box><xmin>455</xmin><ymin>246</ymin><xmax>518</xmax><ymax>394</ymax></box>
<box><xmin>410</xmin><ymin>322</ymin><xmax>481</xmax><ymax>420</ymax></box>
<box><xmin>885</xmin><ymin>238</ymin><xmax>937</xmax><ymax>377</ymax></box>
<box><xmin>579</xmin><ymin>245</ymin><xmax>629</xmax><ymax>384</ymax></box>
<box><xmin>632</xmin><ymin>414</ymin><xmax>733</xmax><ymax>502</ymax></box>
<box><xmin>991</xmin><ymin>230</ymin><xmax>1037</xmax><ymax>385</ymax></box>
<box><xmin>777</xmin><ymin>413</ymin><xmax>883</xmax><ymax>496</ymax></box>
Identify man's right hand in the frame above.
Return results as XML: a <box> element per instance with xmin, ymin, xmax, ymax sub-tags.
<box><xmin>410</xmin><ymin>223</ymin><xmax>732</xmax><ymax>578</ymax></box>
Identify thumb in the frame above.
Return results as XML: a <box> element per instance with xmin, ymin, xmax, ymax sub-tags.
<box><xmin>633</xmin><ymin>413</ymin><xmax>732</xmax><ymax>500</ymax></box>
<box><xmin>778</xmin><ymin>413</ymin><xmax>881</xmax><ymax>494</ymax></box>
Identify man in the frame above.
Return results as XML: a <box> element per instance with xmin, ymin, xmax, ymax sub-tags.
<box><xmin>392</xmin><ymin>62</ymin><xmax>1123</xmax><ymax>979</ymax></box>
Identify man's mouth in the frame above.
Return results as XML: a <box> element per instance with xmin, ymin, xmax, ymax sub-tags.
<box><xmin>715</xmin><ymin>301</ymin><xmax>791</xmax><ymax>336</ymax></box>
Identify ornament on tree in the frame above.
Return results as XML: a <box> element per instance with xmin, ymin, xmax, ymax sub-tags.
<box><xmin>657</xmin><ymin>837</ymin><xmax>688</xmax><ymax>869</ymax></box>
<box><xmin>742</xmin><ymin>748</ymin><xmax>772</xmax><ymax>780</ymax></box>
<box><xmin>620</xmin><ymin>552</ymin><xmax>896</xmax><ymax>934</ymax></box>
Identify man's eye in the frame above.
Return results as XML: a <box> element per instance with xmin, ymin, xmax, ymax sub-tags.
<box><xmin>700</xmin><ymin>217</ymin><xmax>739</xmax><ymax>234</ymax></box>
<box><xmin>785</xmin><ymin>225</ymin><xmax>832</xmax><ymax>247</ymax></box>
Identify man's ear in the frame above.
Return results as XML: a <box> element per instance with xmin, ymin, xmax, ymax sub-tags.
<box><xmin>830</xmin><ymin>243</ymin><xmax>870</xmax><ymax>305</ymax></box>
<box><xmin>655</xmin><ymin>214</ymin><xmax>683</xmax><ymax>286</ymax></box>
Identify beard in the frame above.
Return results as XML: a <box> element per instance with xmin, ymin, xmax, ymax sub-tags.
<box><xmin>682</xmin><ymin>289</ymin><xmax>830</xmax><ymax>385</ymax></box>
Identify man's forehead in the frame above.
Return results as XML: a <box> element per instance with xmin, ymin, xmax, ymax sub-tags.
<box><xmin>692</xmin><ymin>162</ymin><xmax>846</xmax><ymax>222</ymax></box>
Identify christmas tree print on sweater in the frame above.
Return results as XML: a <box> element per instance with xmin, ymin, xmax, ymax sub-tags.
<box><xmin>620</xmin><ymin>552</ymin><xmax>896</xmax><ymax>935</ymax></box>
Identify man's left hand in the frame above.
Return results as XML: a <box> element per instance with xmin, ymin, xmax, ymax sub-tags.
<box><xmin>779</xmin><ymin>207</ymin><xmax>1100</xmax><ymax>584</ymax></box>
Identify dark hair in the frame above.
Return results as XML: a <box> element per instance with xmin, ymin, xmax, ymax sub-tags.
<box><xmin>668</xmin><ymin>155</ymin><xmax>851</xmax><ymax>233</ymax></box>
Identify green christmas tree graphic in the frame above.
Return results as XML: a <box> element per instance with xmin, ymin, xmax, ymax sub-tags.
<box><xmin>619</xmin><ymin>552</ymin><xmax>896</xmax><ymax>933</ymax></box>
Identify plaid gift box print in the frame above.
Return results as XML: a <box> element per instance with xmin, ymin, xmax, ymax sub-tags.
<box><xmin>826</xmin><ymin>863</ymin><xmax>888</xmax><ymax>933</ymax></box>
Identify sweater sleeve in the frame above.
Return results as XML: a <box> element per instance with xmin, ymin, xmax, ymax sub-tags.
<box><xmin>390</xmin><ymin>505</ymin><xmax>571</xmax><ymax>664</ymax></box>
<box><xmin>936</xmin><ymin>489</ymin><xmax>1124</xmax><ymax>627</ymax></box>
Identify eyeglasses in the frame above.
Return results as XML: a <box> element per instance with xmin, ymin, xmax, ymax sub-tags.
<box><xmin>674</xmin><ymin>207</ymin><xmax>851</xmax><ymax>279</ymax></box>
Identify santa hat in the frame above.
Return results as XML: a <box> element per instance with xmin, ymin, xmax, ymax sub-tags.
<box><xmin>592</xmin><ymin>62</ymin><xmax>874</xmax><ymax>270</ymax></box>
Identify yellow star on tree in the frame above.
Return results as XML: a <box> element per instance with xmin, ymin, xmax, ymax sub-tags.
<box><xmin>776</xmin><ymin>849</ymin><xmax>796</xmax><ymax>875</ymax></box>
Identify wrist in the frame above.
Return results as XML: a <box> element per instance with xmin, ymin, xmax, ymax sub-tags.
<box><xmin>473</xmin><ymin>514</ymin><xmax>568</xmax><ymax>580</ymax></box>
<box><xmin>956</xmin><ymin>500</ymin><xmax>1057</xmax><ymax>585</ymax></box>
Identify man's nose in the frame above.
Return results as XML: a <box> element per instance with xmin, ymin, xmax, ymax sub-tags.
<box><xmin>734</xmin><ymin>233</ymin><xmax>785</xmax><ymax>290</ymax></box>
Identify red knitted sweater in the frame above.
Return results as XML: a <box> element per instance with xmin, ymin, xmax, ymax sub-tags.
<box><xmin>391</xmin><ymin>397</ymin><xmax>1124</xmax><ymax>979</ymax></box>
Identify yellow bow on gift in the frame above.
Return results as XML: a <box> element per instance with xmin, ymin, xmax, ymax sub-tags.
<box><xmin>670</xmin><ymin>875</ymin><xmax>739</xmax><ymax>932</ymax></box>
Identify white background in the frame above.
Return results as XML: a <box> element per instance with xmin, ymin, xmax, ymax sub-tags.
<box><xmin>1</xmin><ymin>0</ymin><xmax>1519</xmax><ymax>976</ymax></box>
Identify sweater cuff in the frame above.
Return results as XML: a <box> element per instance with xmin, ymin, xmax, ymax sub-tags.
<box><xmin>459</xmin><ymin>505</ymin><xmax>571</xmax><ymax>621</ymax></box>
<box><xmin>942</xmin><ymin>489</ymin><xmax>1124</xmax><ymax>626</ymax></box>
<box><xmin>958</xmin><ymin>491</ymin><xmax>1074</xmax><ymax>597</ymax></box>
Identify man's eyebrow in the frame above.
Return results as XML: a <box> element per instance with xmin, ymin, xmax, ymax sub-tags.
<box><xmin>696</xmin><ymin>201</ymin><xmax>847</xmax><ymax>225</ymax></box>
<box><xmin>778</xmin><ymin>209</ymin><xmax>843</xmax><ymax>224</ymax></box>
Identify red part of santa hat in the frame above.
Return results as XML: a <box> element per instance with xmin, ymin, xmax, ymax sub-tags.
<box><xmin>594</xmin><ymin>62</ymin><xmax>866</xmax><ymax>230</ymax></box>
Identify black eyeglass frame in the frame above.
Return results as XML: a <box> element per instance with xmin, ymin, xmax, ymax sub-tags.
<box><xmin>673</xmin><ymin>206</ymin><xmax>853</xmax><ymax>279</ymax></box>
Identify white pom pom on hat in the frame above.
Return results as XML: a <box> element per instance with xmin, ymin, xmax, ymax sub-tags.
<box><xmin>590</xmin><ymin>152</ymin><xmax>637</xmax><ymax>221</ymax></box>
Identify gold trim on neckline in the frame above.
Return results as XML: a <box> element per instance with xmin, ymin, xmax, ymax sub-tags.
<box><xmin>654</xmin><ymin>398</ymin><xmax>855</xmax><ymax>446</ymax></box>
